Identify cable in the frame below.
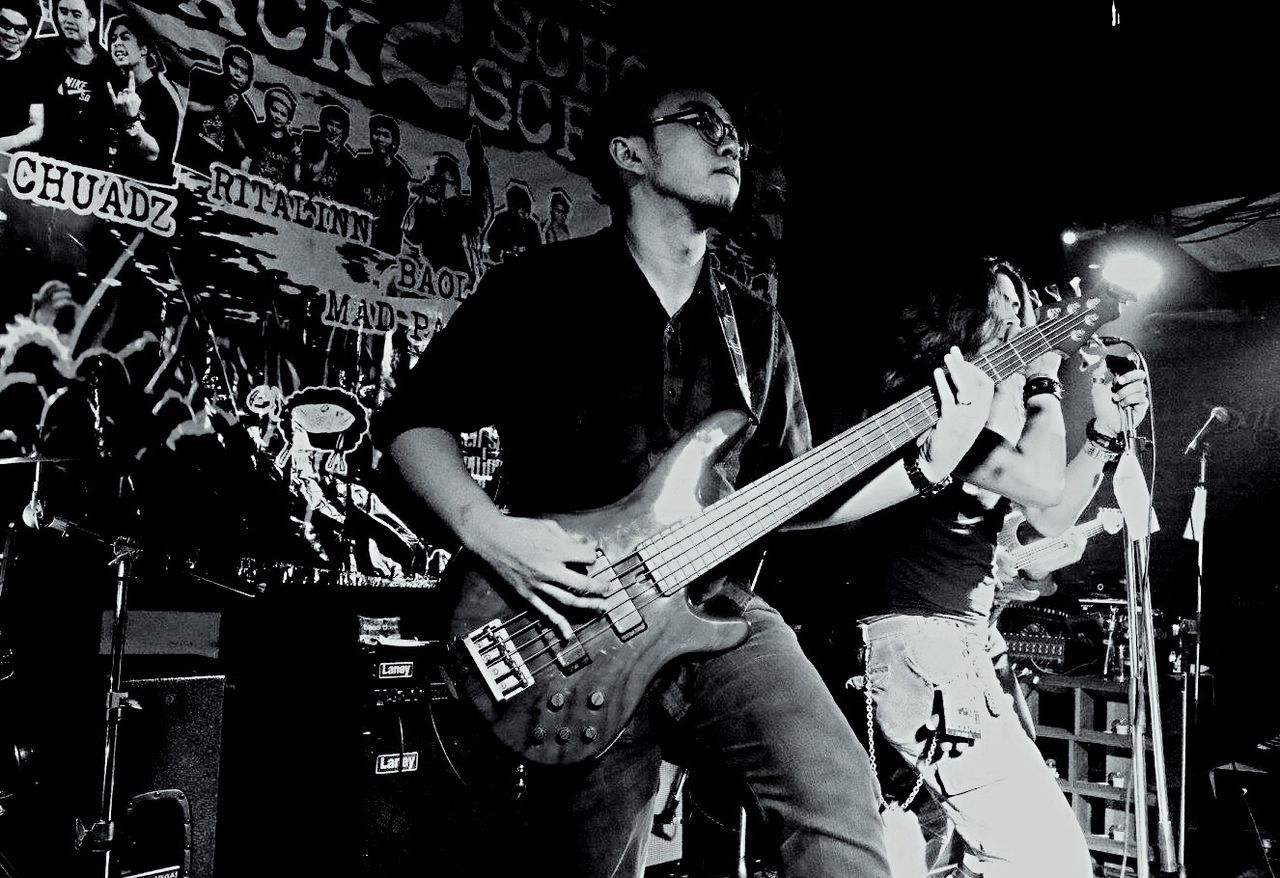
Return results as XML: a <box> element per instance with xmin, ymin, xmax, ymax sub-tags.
<box><xmin>427</xmin><ymin>698</ymin><xmax>470</xmax><ymax>790</ymax></box>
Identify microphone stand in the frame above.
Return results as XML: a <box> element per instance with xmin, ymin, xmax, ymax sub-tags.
<box><xmin>1176</xmin><ymin>444</ymin><xmax>1208</xmax><ymax>876</ymax></box>
<box><xmin>1191</xmin><ymin>446</ymin><xmax>1207</xmax><ymax>716</ymax></box>
<box><xmin>47</xmin><ymin>516</ymin><xmax>140</xmax><ymax>878</ymax></box>
<box><xmin>1117</xmin><ymin>407</ymin><xmax>1179</xmax><ymax>876</ymax></box>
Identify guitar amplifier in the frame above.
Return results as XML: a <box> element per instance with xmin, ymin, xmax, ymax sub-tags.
<box><xmin>1005</xmin><ymin>633</ymin><xmax>1067</xmax><ymax>671</ymax></box>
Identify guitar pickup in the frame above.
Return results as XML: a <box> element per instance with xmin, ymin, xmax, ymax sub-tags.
<box><xmin>604</xmin><ymin>559</ymin><xmax>648</xmax><ymax>640</ymax></box>
<box><xmin>462</xmin><ymin>620</ymin><xmax>533</xmax><ymax>703</ymax></box>
<box><xmin>542</xmin><ymin>629</ymin><xmax>592</xmax><ymax>675</ymax></box>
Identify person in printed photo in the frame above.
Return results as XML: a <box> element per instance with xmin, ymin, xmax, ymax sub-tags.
<box><xmin>35</xmin><ymin>0</ymin><xmax>115</xmax><ymax>169</ymax></box>
<box><xmin>0</xmin><ymin>0</ymin><xmax>44</xmax><ymax>153</ymax></box>
<box><xmin>295</xmin><ymin>102</ymin><xmax>353</xmax><ymax>199</ymax></box>
<box><xmin>105</xmin><ymin>13</ymin><xmax>180</xmax><ymax>183</ymax></box>
<box><xmin>242</xmin><ymin>84</ymin><xmax>298</xmax><ymax>184</ymax></box>
<box><xmin>175</xmin><ymin>43</ymin><xmax>257</xmax><ymax>174</ymax></box>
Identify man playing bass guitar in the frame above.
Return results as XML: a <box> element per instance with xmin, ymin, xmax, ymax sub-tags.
<box><xmin>373</xmin><ymin>69</ymin><xmax>997</xmax><ymax>878</ymax></box>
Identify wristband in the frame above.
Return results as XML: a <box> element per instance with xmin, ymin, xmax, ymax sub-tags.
<box><xmin>1083</xmin><ymin>440</ymin><xmax>1119</xmax><ymax>464</ymax></box>
<box><xmin>1086</xmin><ymin>418</ymin><xmax>1125</xmax><ymax>455</ymax></box>
<box><xmin>903</xmin><ymin>444</ymin><xmax>952</xmax><ymax>497</ymax></box>
<box><xmin>1023</xmin><ymin>375</ymin><xmax>1063</xmax><ymax>404</ymax></box>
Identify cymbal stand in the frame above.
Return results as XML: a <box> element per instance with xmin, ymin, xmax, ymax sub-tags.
<box><xmin>47</xmin><ymin>518</ymin><xmax>141</xmax><ymax>878</ymax></box>
<box><xmin>1116</xmin><ymin>408</ymin><xmax>1178</xmax><ymax>876</ymax></box>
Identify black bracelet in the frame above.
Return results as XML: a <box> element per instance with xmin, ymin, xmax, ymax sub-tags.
<box><xmin>1023</xmin><ymin>375</ymin><xmax>1063</xmax><ymax>404</ymax></box>
<box><xmin>1086</xmin><ymin>418</ymin><xmax>1125</xmax><ymax>454</ymax></box>
<box><xmin>903</xmin><ymin>444</ymin><xmax>952</xmax><ymax>497</ymax></box>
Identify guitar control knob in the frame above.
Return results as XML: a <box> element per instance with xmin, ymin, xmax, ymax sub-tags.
<box><xmin>548</xmin><ymin>692</ymin><xmax>566</xmax><ymax>710</ymax></box>
<box><xmin>582</xmin><ymin>725</ymin><xmax>598</xmax><ymax>742</ymax></box>
<box><xmin>555</xmin><ymin>727</ymin><xmax>571</xmax><ymax>744</ymax></box>
<box><xmin>531</xmin><ymin>726</ymin><xmax>546</xmax><ymax>744</ymax></box>
<box><xmin>588</xmin><ymin>691</ymin><xmax>605</xmax><ymax>709</ymax></box>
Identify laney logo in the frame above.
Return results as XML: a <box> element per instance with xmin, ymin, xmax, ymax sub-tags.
<box><xmin>378</xmin><ymin>661</ymin><xmax>414</xmax><ymax>678</ymax></box>
<box><xmin>123</xmin><ymin>867</ymin><xmax>181</xmax><ymax>878</ymax></box>
<box><xmin>375</xmin><ymin>752</ymin><xmax>419</xmax><ymax>774</ymax></box>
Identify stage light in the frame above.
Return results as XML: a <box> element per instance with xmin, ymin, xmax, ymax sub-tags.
<box><xmin>1061</xmin><ymin>229</ymin><xmax>1080</xmax><ymax>246</ymax></box>
<box><xmin>1101</xmin><ymin>250</ymin><xmax>1163</xmax><ymax>297</ymax></box>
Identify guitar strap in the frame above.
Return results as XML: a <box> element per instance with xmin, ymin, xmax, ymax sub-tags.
<box><xmin>708</xmin><ymin>274</ymin><xmax>758</xmax><ymax>424</ymax></box>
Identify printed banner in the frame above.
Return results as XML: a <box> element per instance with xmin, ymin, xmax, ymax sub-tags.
<box><xmin>0</xmin><ymin>0</ymin><xmax>785</xmax><ymax>586</ymax></box>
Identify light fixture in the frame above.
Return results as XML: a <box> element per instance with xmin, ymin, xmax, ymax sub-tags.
<box><xmin>1101</xmin><ymin>251</ymin><xmax>1163</xmax><ymax>298</ymax></box>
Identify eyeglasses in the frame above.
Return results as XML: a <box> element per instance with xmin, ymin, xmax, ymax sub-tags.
<box><xmin>0</xmin><ymin>18</ymin><xmax>31</xmax><ymax>35</ymax></box>
<box><xmin>648</xmin><ymin>108</ymin><xmax>749</xmax><ymax>160</ymax></box>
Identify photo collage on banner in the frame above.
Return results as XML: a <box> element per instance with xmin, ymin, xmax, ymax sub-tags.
<box><xmin>0</xmin><ymin>0</ymin><xmax>786</xmax><ymax>589</ymax></box>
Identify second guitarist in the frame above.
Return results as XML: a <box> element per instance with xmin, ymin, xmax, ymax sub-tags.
<box><xmin>845</xmin><ymin>256</ymin><xmax>1150</xmax><ymax>878</ymax></box>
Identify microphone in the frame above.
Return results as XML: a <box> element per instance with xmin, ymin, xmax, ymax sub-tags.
<box><xmin>1184</xmin><ymin>406</ymin><xmax>1230</xmax><ymax>455</ymax></box>
<box><xmin>20</xmin><ymin>462</ymin><xmax>46</xmax><ymax>529</ymax></box>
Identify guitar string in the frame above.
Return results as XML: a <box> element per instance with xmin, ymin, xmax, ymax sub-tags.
<box><xmin>476</xmin><ymin>309</ymin><xmax>1102</xmax><ymax>679</ymax></box>
<box><xmin>480</xmin><ymin>311</ymin><xmax>1103</xmax><ymax>685</ymax></box>
<box><xmin>474</xmin><ymin>308</ymin><xmax>1106</xmax><ymax>682</ymax></box>
<box><xmin>1012</xmin><ymin>519</ymin><xmax>1110</xmax><ymax>569</ymax></box>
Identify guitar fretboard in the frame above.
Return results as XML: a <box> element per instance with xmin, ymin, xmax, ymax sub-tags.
<box><xmin>641</xmin><ymin>303</ymin><xmax>1106</xmax><ymax>588</ymax></box>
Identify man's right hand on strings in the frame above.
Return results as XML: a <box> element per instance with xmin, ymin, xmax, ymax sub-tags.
<box><xmin>466</xmin><ymin>509</ymin><xmax>612</xmax><ymax>641</ymax></box>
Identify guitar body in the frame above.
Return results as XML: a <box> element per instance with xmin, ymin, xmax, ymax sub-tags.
<box><xmin>437</xmin><ymin>287</ymin><xmax>1121</xmax><ymax>766</ymax></box>
<box><xmin>447</xmin><ymin>410</ymin><xmax>754</xmax><ymax>765</ymax></box>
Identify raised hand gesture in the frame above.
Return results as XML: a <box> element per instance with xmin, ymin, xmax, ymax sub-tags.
<box><xmin>108</xmin><ymin>71</ymin><xmax>141</xmax><ymax>122</ymax></box>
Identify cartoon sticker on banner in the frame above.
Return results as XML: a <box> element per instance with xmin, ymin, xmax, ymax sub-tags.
<box><xmin>244</xmin><ymin>382</ymin><xmax>284</xmax><ymax>451</ymax></box>
<box><xmin>273</xmin><ymin>385</ymin><xmax>368</xmax><ymax>553</ymax></box>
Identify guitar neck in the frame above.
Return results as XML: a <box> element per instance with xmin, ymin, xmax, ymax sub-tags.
<box><xmin>642</xmin><ymin>303</ymin><xmax>1106</xmax><ymax>586</ymax></box>
<box><xmin>1012</xmin><ymin>517</ymin><xmax>1107</xmax><ymax>569</ymax></box>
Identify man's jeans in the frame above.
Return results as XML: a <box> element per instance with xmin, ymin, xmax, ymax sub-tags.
<box><xmin>519</xmin><ymin>597</ymin><xmax>891</xmax><ymax>878</ymax></box>
<box><xmin>858</xmin><ymin>614</ymin><xmax>1094</xmax><ymax>878</ymax></box>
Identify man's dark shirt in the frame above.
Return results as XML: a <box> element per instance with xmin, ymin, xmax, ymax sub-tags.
<box><xmin>246</xmin><ymin>128</ymin><xmax>297</xmax><ymax>184</ymax></box>
<box><xmin>109</xmin><ymin>73</ymin><xmax>180</xmax><ymax>183</ymax></box>
<box><xmin>296</xmin><ymin>131</ymin><xmax>352</xmax><ymax>198</ymax></box>
<box><xmin>373</xmin><ymin>226</ymin><xmax>811</xmax><ymax>607</ymax></box>
<box><xmin>403</xmin><ymin>192</ymin><xmax>487</xmax><ymax>273</ymax></box>
<box><xmin>36</xmin><ymin>43</ymin><xmax>116</xmax><ymax>169</ymax></box>
<box><xmin>175</xmin><ymin>69</ymin><xmax>257</xmax><ymax>172</ymax></box>
<box><xmin>341</xmin><ymin>152</ymin><xmax>409</xmax><ymax>253</ymax></box>
<box><xmin>0</xmin><ymin>52</ymin><xmax>40</xmax><ymax>139</ymax></box>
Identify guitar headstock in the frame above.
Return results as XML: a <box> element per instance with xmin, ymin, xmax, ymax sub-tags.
<box><xmin>1027</xmin><ymin>277</ymin><xmax>1122</xmax><ymax>362</ymax></box>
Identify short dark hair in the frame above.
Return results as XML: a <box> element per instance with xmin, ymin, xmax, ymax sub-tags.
<box><xmin>317</xmin><ymin>103</ymin><xmax>350</xmax><ymax>136</ymax></box>
<box><xmin>504</xmin><ymin>181</ymin><xmax>532</xmax><ymax>213</ymax></box>
<box><xmin>581</xmin><ymin>66</ymin><xmax>726</xmax><ymax>212</ymax></box>
<box><xmin>369</xmin><ymin>113</ymin><xmax>399</xmax><ymax>147</ymax></box>
<box><xmin>106</xmin><ymin>15</ymin><xmax>160</xmax><ymax>70</ymax></box>
<box><xmin>222</xmin><ymin>44</ymin><xmax>253</xmax><ymax>73</ymax></box>
<box><xmin>55</xmin><ymin>0</ymin><xmax>96</xmax><ymax>27</ymax></box>
<box><xmin>0</xmin><ymin>0</ymin><xmax>41</xmax><ymax>30</ymax></box>
<box><xmin>428</xmin><ymin>152</ymin><xmax>460</xmax><ymax>188</ymax></box>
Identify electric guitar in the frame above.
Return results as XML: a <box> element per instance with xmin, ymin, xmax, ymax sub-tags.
<box><xmin>448</xmin><ymin>288</ymin><xmax>1120</xmax><ymax>764</ymax></box>
<box><xmin>999</xmin><ymin>507</ymin><xmax>1125</xmax><ymax>576</ymax></box>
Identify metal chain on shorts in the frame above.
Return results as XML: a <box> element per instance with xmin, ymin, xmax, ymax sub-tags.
<box><xmin>858</xmin><ymin>686</ymin><xmax>936</xmax><ymax>812</ymax></box>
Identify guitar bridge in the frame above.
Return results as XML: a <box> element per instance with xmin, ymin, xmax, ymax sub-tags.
<box><xmin>462</xmin><ymin>620</ymin><xmax>533</xmax><ymax>703</ymax></box>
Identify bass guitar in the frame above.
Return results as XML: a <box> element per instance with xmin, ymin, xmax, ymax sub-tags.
<box><xmin>449</xmin><ymin>288</ymin><xmax>1120</xmax><ymax>764</ymax></box>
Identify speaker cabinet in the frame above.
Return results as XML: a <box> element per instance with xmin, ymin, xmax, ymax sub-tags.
<box><xmin>115</xmin><ymin>674</ymin><xmax>225</xmax><ymax>878</ymax></box>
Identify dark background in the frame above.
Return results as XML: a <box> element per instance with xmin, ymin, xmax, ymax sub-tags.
<box><xmin>4</xmin><ymin>3</ymin><xmax>1280</xmax><ymax>875</ymax></box>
